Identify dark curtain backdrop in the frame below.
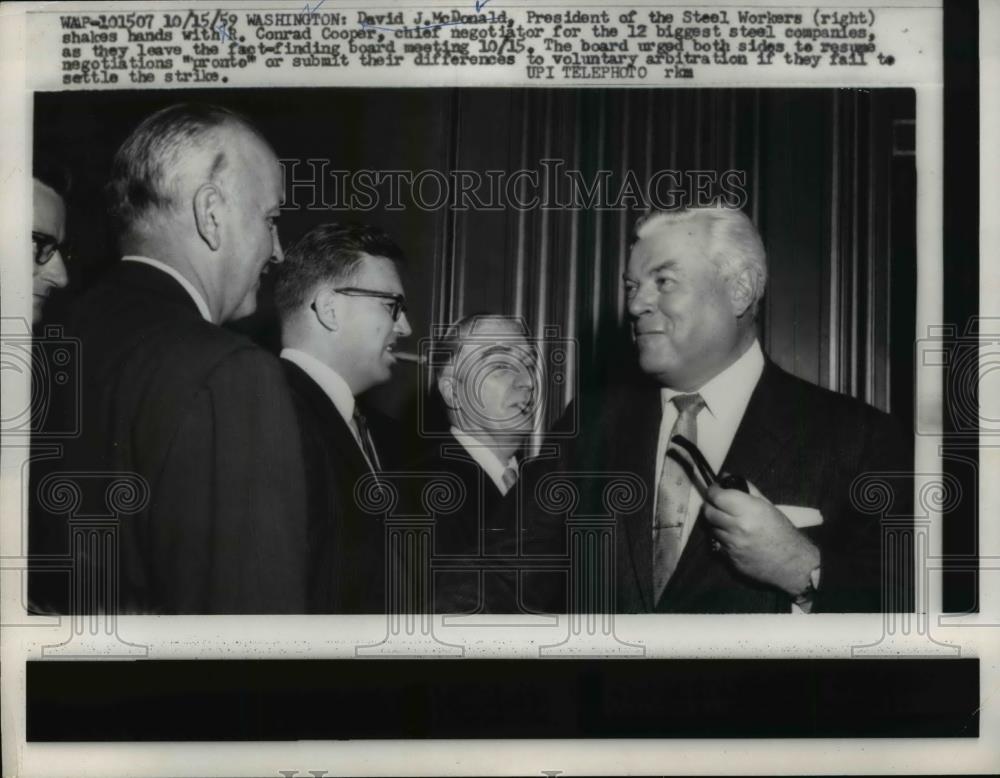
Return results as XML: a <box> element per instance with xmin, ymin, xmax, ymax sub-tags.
<box><xmin>35</xmin><ymin>87</ymin><xmax>915</xmax><ymax>432</ymax></box>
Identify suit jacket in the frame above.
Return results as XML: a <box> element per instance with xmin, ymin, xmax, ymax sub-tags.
<box><xmin>29</xmin><ymin>261</ymin><xmax>309</xmax><ymax>614</ymax></box>
<box><xmin>522</xmin><ymin>360</ymin><xmax>913</xmax><ymax>614</ymax></box>
<box><xmin>406</xmin><ymin>434</ymin><xmax>517</xmax><ymax>612</ymax></box>
<box><xmin>281</xmin><ymin>359</ymin><xmax>400</xmax><ymax>613</ymax></box>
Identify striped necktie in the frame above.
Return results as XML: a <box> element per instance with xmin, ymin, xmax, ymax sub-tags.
<box><xmin>653</xmin><ymin>393</ymin><xmax>706</xmax><ymax>600</ymax></box>
<box><xmin>353</xmin><ymin>408</ymin><xmax>382</xmax><ymax>472</ymax></box>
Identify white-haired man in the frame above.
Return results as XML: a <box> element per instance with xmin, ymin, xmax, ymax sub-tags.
<box><xmin>528</xmin><ymin>205</ymin><xmax>910</xmax><ymax>614</ymax></box>
<box><xmin>32</xmin><ymin>104</ymin><xmax>308</xmax><ymax>614</ymax></box>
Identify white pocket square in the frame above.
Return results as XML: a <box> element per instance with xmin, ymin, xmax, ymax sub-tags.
<box><xmin>776</xmin><ymin>505</ymin><xmax>824</xmax><ymax>528</ymax></box>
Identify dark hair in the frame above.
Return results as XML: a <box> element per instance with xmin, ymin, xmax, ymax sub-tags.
<box><xmin>274</xmin><ymin>222</ymin><xmax>405</xmax><ymax>319</ymax></box>
<box><xmin>106</xmin><ymin>102</ymin><xmax>261</xmax><ymax>233</ymax></box>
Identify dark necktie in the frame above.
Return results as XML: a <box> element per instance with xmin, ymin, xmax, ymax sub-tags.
<box><xmin>353</xmin><ymin>408</ymin><xmax>382</xmax><ymax>472</ymax></box>
<box><xmin>653</xmin><ymin>393</ymin><xmax>706</xmax><ymax>600</ymax></box>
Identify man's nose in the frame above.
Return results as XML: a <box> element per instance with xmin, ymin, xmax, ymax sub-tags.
<box><xmin>270</xmin><ymin>229</ymin><xmax>284</xmax><ymax>264</ymax></box>
<box><xmin>394</xmin><ymin>311</ymin><xmax>412</xmax><ymax>338</ymax></box>
<box><xmin>626</xmin><ymin>282</ymin><xmax>654</xmax><ymax>318</ymax></box>
<box><xmin>47</xmin><ymin>252</ymin><xmax>70</xmax><ymax>288</ymax></box>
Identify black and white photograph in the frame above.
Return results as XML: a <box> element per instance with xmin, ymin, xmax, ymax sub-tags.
<box><xmin>1</xmin><ymin>0</ymin><xmax>993</xmax><ymax>775</ymax></box>
<box><xmin>25</xmin><ymin>86</ymin><xmax>919</xmax><ymax>617</ymax></box>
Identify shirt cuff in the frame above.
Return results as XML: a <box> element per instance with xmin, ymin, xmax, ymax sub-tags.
<box><xmin>790</xmin><ymin>566</ymin><xmax>821</xmax><ymax>614</ymax></box>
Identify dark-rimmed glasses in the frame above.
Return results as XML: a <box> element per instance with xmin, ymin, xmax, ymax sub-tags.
<box><xmin>333</xmin><ymin>287</ymin><xmax>407</xmax><ymax>322</ymax></box>
<box><xmin>32</xmin><ymin>231</ymin><xmax>71</xmax><ymax>266</ymax></box>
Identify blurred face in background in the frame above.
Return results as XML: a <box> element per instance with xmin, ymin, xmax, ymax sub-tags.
<box><xmin>32</xmin><ymin>178</ymin><xmax>69</xmax><ymax>324</ymax></box>
<box><xmin>440</xmin><ymin>317</ymin><xmax>536</xmax><ymax>444</ymax></box>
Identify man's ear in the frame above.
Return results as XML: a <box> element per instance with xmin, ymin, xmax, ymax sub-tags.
<box><xmin>312</xmin><ymin>286</ymin><xmax>339</xmax><ymax>332</ymax></box>
<box><xmin>437</xmin><ymin>374</ymin><xmax>458</xmax><ymax>410</ymax></box>
<box><xmin>728</xmin><ymin>267</ymin><xmax>756</xmax><ymax>318</ymax></box>
<box><xmin>193</xmin><ymin>183</ymin><xmax>223</xmax><ymax>251</ymax></box>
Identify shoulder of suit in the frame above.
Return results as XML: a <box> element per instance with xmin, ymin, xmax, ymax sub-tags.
<box><xmin>201</xmin><ymin>336</ymin><xmax>285</xmax><ymax>382</ymax></box>
<box><xmin>763</xmin><ymin>360</ymin><xmax>896</xmax><ymax>430</ymax></box>
<box><xmin>74</xmin><ymin>306</ymin><xmax>271</xmax><ymax>388</ymax></box>
<box><xmin>408</xmin><ymin>435</ymin><xmax>482</xmax><ymax>471</ymax></box>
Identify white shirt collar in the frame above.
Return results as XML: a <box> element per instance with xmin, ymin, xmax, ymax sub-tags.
<box><xmin>449</xmin><ymin>426</ymin><xmax>518</xmax><ymax>496</ymax></box>
<box><xmin>280</xmin><ymin>347</ymin><xmax>356</xmax><ymax>426</ymax></box>
<box><xmin>122</xmin><ymin>255</ymin><xmax>213</xmax><ymax>323</ymax></box>
<box><xmin>660</xmin><ymin>339</ymin><xmax>765</xmax><ymax>428</ymax></box>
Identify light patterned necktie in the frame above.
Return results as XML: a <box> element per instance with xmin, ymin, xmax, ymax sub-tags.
<box><xmin>500</xmin><ymin>463</ymin><xmax>518</xmax><ymax>493</ymax></box>
<box><xmin>653</xmin><ymin>393</ymin><xmax>706</xmax><ymax>600</ymax></box>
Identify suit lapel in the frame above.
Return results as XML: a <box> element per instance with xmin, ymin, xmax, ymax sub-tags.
<box><xmin>439</xmin><ymin>434</ymin><xmax>509</xmax><ymax>496</ymax></box>
<box><xmin>616</xmin><ymin>383</ymin><xmax>662</xmax><ymax>612</ymax></box>
<box><xmin>658</xmin><ymin>361</ymin><xmax>795</xmax><ymax>608</ymax></box>
<box><xmin>720</xmin><ymin>361</ymin><xmax>794</xmax><ymax>485</ymax></box>
<box><xmin>282</xmin><ymin>360</ymin><xmax>373</xmax><ymax>477</ymax></box>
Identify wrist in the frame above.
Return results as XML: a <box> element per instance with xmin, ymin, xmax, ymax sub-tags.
<box><xmin>793</xmin><ymin>565</ymin><xmax>822</xmax><ymax>604</ymax></box>
<box><xmin>783</xmin><ymin>540</ymin><xmax>821</xmax><ymax>600</ymax></box>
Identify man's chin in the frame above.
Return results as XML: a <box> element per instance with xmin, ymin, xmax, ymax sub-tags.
<box><xmin>373</xmin><ymin>360</ymin><xmax>394</xmax><ymax>383</ymax></box>
<box><xmin>637</xmin><ymin>348</ymin><xmax>679</xmax><ymax>377</ymax></box>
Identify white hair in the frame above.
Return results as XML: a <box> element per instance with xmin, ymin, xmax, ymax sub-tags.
<box><xmin>633</xmin><ymin>206</ymin><xmax>768</xmax><ymax>314</ymax></box>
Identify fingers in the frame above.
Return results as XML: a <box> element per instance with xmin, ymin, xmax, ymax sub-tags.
<box><xmin>705</xmin><ymin>483</ymin><xmax>760</xmax><ymax>516</ymax></box>
<box><xmin>703</xmin><ymin>501</ymin><xmax>739</xmax><ymax>533</ymax></box>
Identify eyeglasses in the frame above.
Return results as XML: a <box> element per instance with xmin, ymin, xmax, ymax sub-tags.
<box><xmin>333</xmin><ymin>287</ymin><xmax>408</xmax><ymax>322</ymax></box>
<box><xmin>32</xmin><ymin>231</ymin><xmax>71</xmax><ymax>266</ymax></box>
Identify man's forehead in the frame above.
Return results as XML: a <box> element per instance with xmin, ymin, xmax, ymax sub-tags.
<box><xmin>465</xmin><ymin>317</ymin><xmax>525</xmax><ymax>338</ymax></box>
<box><xmin>353</xmin><ymin>253</ymin><xmax>404</xmax><ymax>290</ymax></box>
<box><xmin>32</xmin><ymin>179</ymin><xmax>66</xmax><ymax>237</ymax></box>
<box><xmin>455</xmin><ymin>343</ymin><xmax>534</xmax><ymax>373</ymax></box>
<box><xmin>628</xmin><ymin>217</ymin><xmax>710</xmax><ymax>273</ymax></box>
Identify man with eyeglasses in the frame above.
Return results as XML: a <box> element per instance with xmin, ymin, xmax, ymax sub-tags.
<box><xmin>274</xmin><ymin>222</ymin><xmax>413</xmax><ymax>613</ymax></box>
<box><xmin>31</xmin><ymin>171</ymin><xmax>71</xmax><ymax>325</ymax></box>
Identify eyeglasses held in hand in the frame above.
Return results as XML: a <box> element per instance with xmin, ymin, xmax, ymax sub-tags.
<box><xmin>32</xmin><ymin>231</ymin><xmax>72</xmax><ymax>266</ymax></box>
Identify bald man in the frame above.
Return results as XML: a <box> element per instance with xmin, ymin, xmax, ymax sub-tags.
<box><xmin>412</xmin><ymin>314</ymin><xmax>536</xmax><ymax>611</ymax></box>
<box><xmin>30</xmin><ymin>104</ymin><xmax>308</xmax><ymax>614</ymax></box>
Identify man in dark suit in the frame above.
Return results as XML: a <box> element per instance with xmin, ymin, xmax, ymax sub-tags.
<box><xmin>25</xmin><ymin>164</ymin><xmax>73</xmax><ymax>613</ymax></box>
<box><xmin>273</xmin><ymin>223</ymin><xmax>413</xmax><ymax>613</ymax></box>
<box><xmin>29</xmin><ymin>103</ymin><xmax>309</xmax><ymax>614</ymax></box>
<box><xmin>414</xmin><ymin>314</ymin><xmax>535</xmax><ymax>611</ymax></box>
<box><xmin>525</xmin><ymin>205</ymin><xmax>911</xmax><ymax>614</ymax></box>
